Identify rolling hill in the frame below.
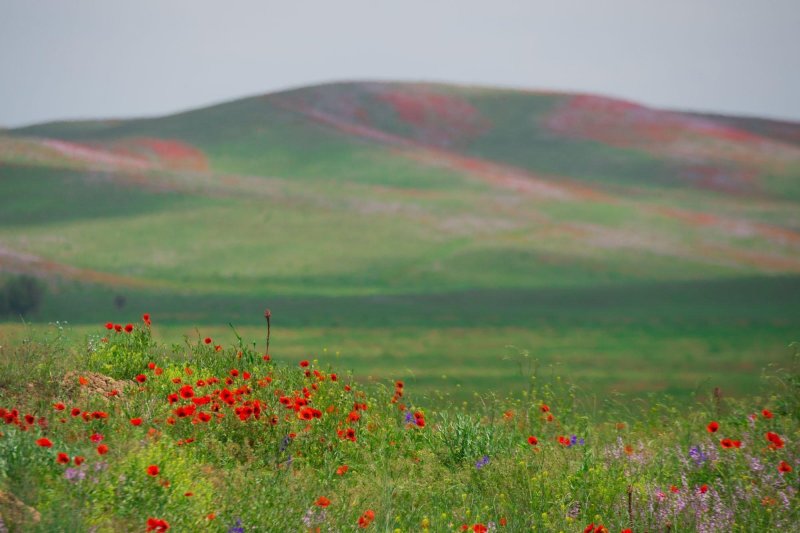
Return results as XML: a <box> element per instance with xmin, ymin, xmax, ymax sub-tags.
<box><xmin>2</xmin><ymin>81</ymin><xmax>799</xmax><ymax>398</ymax></box>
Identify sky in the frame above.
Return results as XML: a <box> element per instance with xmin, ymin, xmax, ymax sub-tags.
<box><xmin>1</xmin><ymin>0</ymin><xmax>799</xmax><ymax>127</ymax></box>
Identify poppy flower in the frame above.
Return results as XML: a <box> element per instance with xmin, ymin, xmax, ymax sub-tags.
<box><xmin>147</xmin><ymin>465</ymin><xmax>160</xmax><ymax>477</ymax></box>
<box><xmin>124</xmin><ymin>324</ymin><xmax>133</xmax><ymax>333</ymax></box>
<box><xmin>336</xmin><ymin>465</ymin><xmax>349</xmax><ymax>475</ymax></box>
<box><xmin>762</xmin><ymin>409</ymin><xmax>773</xmax><ymax>419</ymax></box>
<box><xmin>699</xmin><ymin>484</ymin><xmax>709</xmax><ymax>494</ymax></box>
<box><xmin>146</xmin><ymin>517</ymin><xmax>170</xmax><ymax>531</ymax></box>
<box><xmin>315</xmin><ymin>496</ymin><xmax>331</xmax><ymax>507</ymax></box>
<box><xmin>53</xmin><ymin>402</ymin><xmax>65</xmax><ymax>411</ymax></box>
<box><xmin>136</xmin><ymin>374</ymin><xmax>147</xmax><ymax>383</ymax></box>
<box><xmin>299</xmin><ymin>360</ymin><xmax>309</xmax><ymax>368</ymax></box>
<box><xmin>540</xmin><ymin>404</ymin><xmax>550</xmax><ymax>413</ymax></box>
<box><xmin>474</xmin><ymin>525</ymin><xmax>488</xmax><ymax>533</ymax></box>
<box><xmin>720</xmin><ymin>438</ymin><xmax>734</xmax><ymax>449</ymax></box>
<box><xmin>70</xmin><ymin>408</ymin><xmax>81</xmax><ymax>417</ymax></box>
<box><xmin>56</xmin><ymin>452</ymin><xmax>70</xmax><ymax>464</ymax></box>
<box><xmin>779</xmin><ymin>461</ymin><xmax>792</xmax><ymax>474</ymax></box>
<box><xmin>670</xmin><ymin>485</ymin><xmax>679</xmax><ymax>493</ymax></box>
<box><xmin>96</xmin><ymin>444</ymin><xmax>109</xmax><ymax>455</ymax></box>
<box><xmin>36</xmin><ymin>437</ymin><xmax>53</xmax><ymax>448</ymax></box>
<box><xmin>204</xmin><ymin>337</ymin><xmax>212</xmax><ymax>344</ymax></box>
<box><xmin>114</xmin><ymin>324</ymin><xmax>122</xmax><ymax>333</ymax></box>
<box><xmin>90</xmin><ymin>433</ymin><xmax>104</xmax><ymax>442</ymax></box>
<box><xmin>707</xmin><ymin>421</ymin><xmax>719</xmax><ymax>433</ymax></box>
<box><xmin>105</xmin><ymin>322</ymin><xmax>114</xmax><ymax>330</ymax></box>
<box><xmin>79</xmin><ymin>376</ymin><xmax>89</xmax><ymax>386</ymax></box>
<box><xmin>74</xmin><ymin>456</ymin><xmax>85</xmax><ymax>466</ymax></box>
<box><xmin>207</xmin><ymin>513</ymin><xmax>215</xmax><ymax>520</ymax></box>
<box><xmin>130</xmin><ymin>418</ymin><xmax>143</xmax><ymax>426</ymax></box>
<box><xmin>143</xmin><ymin>313</ymin><xmax>151</xmax><ymax>326</ymax></box>
<box><xmin>766</xmin><ymin>432</ymin><xmax>785</xmax><ymax>449</ymax></box>
<box><xmin>499</xmin><ymin>517</ymin><xmax>507</xmax><ymax>527</ymax></box>
<box><xmin>358</xmin><ymin>510</ymin><xmax>375</xmax><ymax>528</ymax></box>
<box><xmin>527</xmin><ymin>435</ymin><xmax>538</xmax><ymax>446</ymax></box>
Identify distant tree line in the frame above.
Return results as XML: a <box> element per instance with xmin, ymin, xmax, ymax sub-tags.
<box><xmin>0</xmin><ymin>275</ymin><xmax>45</xmax><ymax>318</ymax></box>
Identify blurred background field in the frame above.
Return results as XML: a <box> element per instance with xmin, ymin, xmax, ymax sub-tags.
<box><xmin>2</xmin><ymin>81</ymin><xmax>799</xmax><ymax>401</ymax></box>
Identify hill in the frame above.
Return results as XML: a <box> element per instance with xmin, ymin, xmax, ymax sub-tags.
<box><xmin>1</xmin><ymin>81</ymin><xmax>799</xmax><ymax>398</ymax></box>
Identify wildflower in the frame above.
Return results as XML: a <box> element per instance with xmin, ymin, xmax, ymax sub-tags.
<box><xmin>64</xmin><ymin>467</ymin><xmax>86</xmax><ymax>482</ymax></box>
<box><xmin>96</xmin><ymin>444</ymin><xmax>109</xmax><ymax>455</ymax></box>
<box><xmin>136</xmin><ymin>374</ymin><xmax>147</xmax><ymax>383</ymax></box>
<box><xmin>474</xmin><ymin>525</ymin><xmax>487</xmax><ymax>533</ymax></box>
<box><xmin>707</xmin><ymin>421</ymin><xmax>719</xmax><ymax>433</ymax></box>
<box><xmin>143</xmin><ymin>313</ymin><xmax>151</xmax><ymax>326</ymax></box>
<box><xmin>336</xmin><ymin>465</ymin><xmax>349</xmax><ymax>475</ymax></box>
<box><xmin>315</xmin><ymin>496</ymin><xmax>331</xmax><ymax>507</ymax></box>
<box><xmin>720</xmin><ymin>438</ymin><xmax>734</xmax><ymax>449</ymax></box>
<box><xmin>540</xmin><ymin>404</ymin><xmax>550</xmax><ymax>412</ymax></box>
<box><xmin>130</xmin><ymin>418</ymin><xmax>143</xmax><ymax>426</ymax></box>
<box><xmin>527</xmin><ymin>436</ymin><xmax>538</xmax><ymax>446</ymax></box>
<box><xmin>147</xmin><ymin>465</ymin><xmax>160</xmax><ymax>477</ymax></box>
<box><xmin>90</xmin><ymin>433</ymin><xmax>104</xmax><ymax>443</ymax></box>
<box><xmin>36</xmin><ymin>437</ymin><xmax>53</xmax><ymax>447</ymax></box>
<box><xmin>475</xmin><ymin>455</ymin><xmax>490</xmax><ymax>469</ymax></box>
<box><xmin>762</xmin><ymin>409</ymin><xmax>773</xmax><ymax>419</ymax></box>
<box><xmin>358</xmin><ymin>510</ymin><xmax>375</xmax><ymax>528</ymax></box>
<box><xmin>670</xmin><ymin>485</ymin><xmax>679</xmax><ymax>493</ymax></box>
<box><xmin>74</xmin><ymin>456</ymin><xmax>85</xmax><ymax>466</ymax></box>
<box><xmin>766</xmin><ymin>431</ymin><xmax>784</xmax><ymax>449</ymax></box>
<box><xmin>300</xmin><ymin>360</ymin><xmax>309</xmax><ymax>368</ymax></box>
<box><xmin>778</xmin><ymin>461</ymin><xmax>792</xmax><ymax>474</ymax></box>
<box><xmin>688</xmin><ymin>445</ymin><xmax>708</xmax><ymax>466</ymax></box>
<box><xmin>204</xmin><ymin>337</ymin><xmax>212</xmax><ymax>344</ymax></box>
<box><xmin>207</xmin><ymin>513</ymin><xmax>215</xmax><ymax>520</ymax></box>
<box><xmin>114</xmin><ymin>324</ymin><xmax>122</xmax><ymax>333</ymax></box>
<box><xmin>499</xmin><ymin>517</ymin><xmax>507</xmax><ymax>527</ymax></box>
<box><xmin>53</xmin><ymin>402</ymin><xmax>65</xmax><ymax>411</ymax></box>
<box><xmin>124</xmin><ymin>324</ymin><xmax>133</xmax><ymax>333</ymax></box>
<box><xmin>228</xmin><ymin>519</ymin><xmax>245</xmax><ymax>533</ymax></box>
<box><xmin>70</xmin><ymin>408</ymin><xmax>81</xmax><ymax>417</ymax></box>
<box><xmin>699</xmin><ymin>484</ymin><xmax>709</xmax><ymax>494</ymax></box>
<box><xmin>105</xmin><ymin>322</ymin><xmax>113</xmax><ymax>330</ymax></box>
<box><xmin>146</xmin><ymin>517</ymin><xmax>170</xmax><ymax>531</ymax></box>
<box><xmin>56</xmin><ymin>452</ymin><xmax>70</xmax><ymax>464</ymax></box>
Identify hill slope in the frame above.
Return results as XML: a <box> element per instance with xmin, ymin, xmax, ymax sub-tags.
<box><xmin>1</xmin><ymin>81</ymin><xmax>799</xmax><ymax>398</ymax></box>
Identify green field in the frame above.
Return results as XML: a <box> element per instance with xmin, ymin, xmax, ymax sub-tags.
<box><xmin>1</xmin><ymin>81</ymin><xmax>799</xmax><ymax>401</ymax></box>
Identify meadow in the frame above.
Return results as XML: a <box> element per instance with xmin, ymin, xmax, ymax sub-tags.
<box><xmin>0</xmin><ymin>315</ymin><xmax>796</xmax><ymax>531</ymax></box>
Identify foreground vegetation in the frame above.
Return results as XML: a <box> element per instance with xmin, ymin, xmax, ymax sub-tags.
<box><xmin>0</xmin><ymin>314</ymin><xmax>797</xmax><ymax>531</ymax></box>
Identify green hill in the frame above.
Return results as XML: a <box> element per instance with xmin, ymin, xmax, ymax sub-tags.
<box><xmin>2</xmin><ymin>81</ymin><xmax>799</xmax><ymax>399</ymax></box>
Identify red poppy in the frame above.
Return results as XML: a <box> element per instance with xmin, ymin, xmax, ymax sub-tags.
<box><xmin>204</xmin><ymin>337</ymin><xmax>212</xmax><ymax>344</ymax></box>
<box><xmin>720</xmin><ymin>438</ymin><xmax>733</xmax><ymax>449</ymax></box>
<box><xmin>707</xmin><ymin>421</ymin><xmax>719</xmax><ymax>433</ymax></box>
<box><xmin>90</xmin><ymin>433</ymin><xmax>104</xmax><ymax>443</ymax></box>
<box><xmin>474</xmin><ymin>525</ymin><xmax>488</xmax><ymax>533</ymax></box>
<box><xmin>96</xmin><ymin>444</ymin><xmax>109</xmax><ymax>455</ymax></box>
<box><xmin>114</xmin><ymin>324</ymin><xmax>122</xmax><ymax>333</ymax></box>
<box><xmin>336</xmin><ymin>465</ymin><xmax>349</xmax><ymax>475</ymax></box>
<box><xmin>540</xmin><ymin>404</ymin><xmax>550</xmax><ymax>412</ymax></box>
<box><xmin>56</xmin><ymin>452</ymin><xmax>70</xmax><ymax>464</ymax></box>
<box><xmin>143</xmin><ymin>313</ymin><xmax>151</xmax><ymax>326</ymax></box>
<box><xmin>670</xmin><ymin>485</ymin><xmax>679</xmax><ymax>493</ymax></box>
<box><xmin>124</xmin><ymin>324</ymin><xmax>133</xmax><ymax>333</ymax></box>
<box><xmin>315</xmin><ymin>496</ymin><xmax>331</xmax><ymax>507</ymax></box>
<box><xmin>179</xmin><ymin>385</ymin><xmax>195</xmax><ymax>399</ymax></box>
<box><xmin>499</xmin><ymin>517</ymin><xmax>507</xmax><ymax>527</ymax></box>
<box><xmin>527</xmin><ymin>435</ymin><xmax>538</xmax><ymax>446</ymax></box>
<box><xmin>53</xmin><ymin>402</ymin><xmax>65</xmax><ymax>411</ymax></box>
<box><xmin>300</xmin><ymin>360</ymin><xmax>309</xmax><ymax>368</ymax></box>
<box><xmin>779</xmin><ymin>461</ymin><xmax>792</xmax><ymax>474</ymax></box>
<box><xmin>70</xmin><ymin>408</ymin><xmax>81</xmax><ymax>417</ymax></box>
<box><xmin>699</xmin><ymin>484</ymin><xmax>709</xmax><ymax>494</ymax></box>
<box><xmin>766</xmin><ymin>432</ymin><xmax>785</xmax><ymax>449</ymax></box>
<box><xmin>146</xmin><ymin>517</ymin><xmax>170</xmax><ymax>531</ymax></box>
<box><xmin>762</xmin><ymin>409</ymin><xmax>773</xmax><ymax>419</ymax></box>
<box><xmin>74</xmin><ymin>456</ymin><xmax>85</xmax><ymax>466</ymax></box>
<box><xmin>105</xmin><ymin>322</ymin><xmax>114</xmax><ymax>330</ymax></box>
<box><xmin>184</xmin><ymin>492</ymin><xmax>193</xmax><ymax>497</ymax></box>
<box><xmin>358</xmin><ymin>510</ymin><xmax>375</xmax><ymax>528</ymax></box>
<box><xmin>36</xmin><ymin>437</ymin><xmax>52</xmax><ymax>448</ymax></box>
<box><xmin>136</xmin><ymin>374</ymin><xmax>147</xmax><ymax>383</ymax></box>
<box><xmin>147</xmin><ymin>465</ymin><xmax>160</xmax><ymax>477</ymax></box>
<box><xmin>207</xmin><ymin>513</ymin><xmax>215</xmax><ymax>520</ymax></box>
<box><xmin>130</xmin><ymin>418</ymin><xmax>143</xmax><ymax>426</ymax></box>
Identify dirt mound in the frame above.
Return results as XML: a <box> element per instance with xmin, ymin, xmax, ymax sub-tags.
<box><xmin>61</xmin><ymin>371</ymin><xmax>129</xmax><ymax>398</ymax></box>
<box><xmin>0</xmin><ymin>491</ymin><xmax>41</xmax><ymax>527</ymax></box>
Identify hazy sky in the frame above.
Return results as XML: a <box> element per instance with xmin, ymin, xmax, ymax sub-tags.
<box><xmin>2</xmin><ymin>0</ymin><xmax>799</xmax><ymax>127</ymax></box>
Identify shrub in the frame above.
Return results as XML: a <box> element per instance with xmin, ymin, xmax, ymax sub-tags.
<box><xmin>1</xmin><ymin>275</ymin><xmax>45</xmax><ymax>318</ymax></box>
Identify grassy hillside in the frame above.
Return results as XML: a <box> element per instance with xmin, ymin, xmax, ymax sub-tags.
<box><xmin>1</xmin><ymin>81</ymin><xmax>799</xmax><ymax>399</ymax></box>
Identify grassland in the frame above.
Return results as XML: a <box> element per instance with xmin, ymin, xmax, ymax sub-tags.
<box><xmin>1</xmin><ymin>81</ymin><xmax>799</xmax><ymax>402</ymax></box>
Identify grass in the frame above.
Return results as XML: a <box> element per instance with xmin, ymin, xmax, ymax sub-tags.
<box><xmin>0</xmin><ymin>317</ymin><xmax>797</xmax><ymax>531</ymax></box>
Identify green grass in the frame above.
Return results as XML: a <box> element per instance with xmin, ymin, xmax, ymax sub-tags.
<box><xmin>0</xmin><ymin>322</ymin><xmax>796</xmax><ymax>531</ymax></box>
